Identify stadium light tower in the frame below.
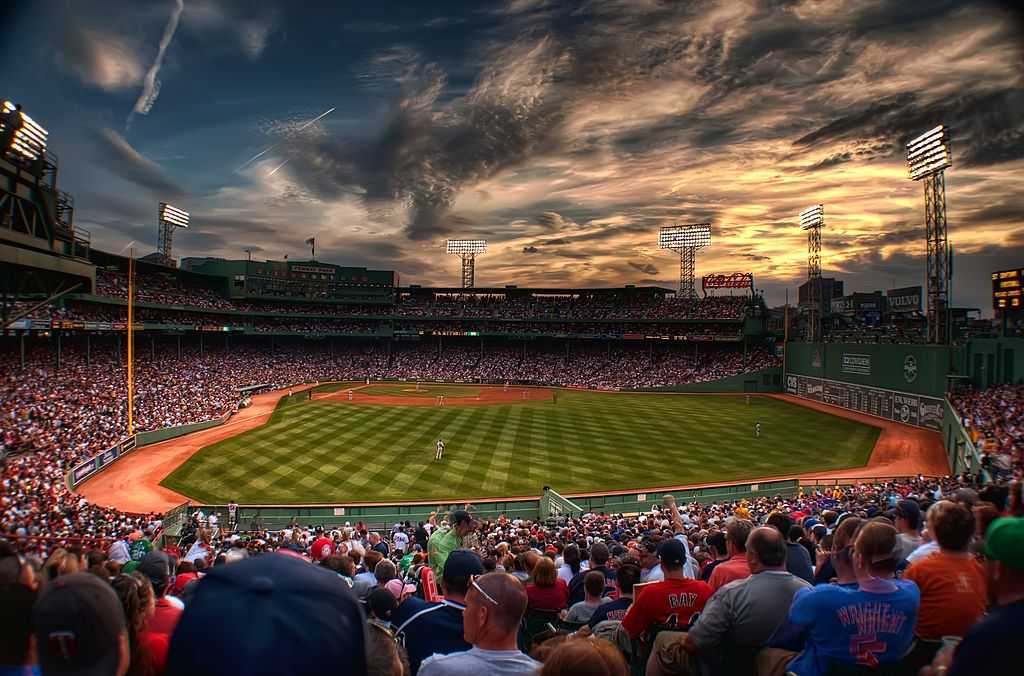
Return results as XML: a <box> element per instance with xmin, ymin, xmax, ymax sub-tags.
<box><xmin>157</xmin><ymin>202</ymin><xmax>189</xmax><ymax>266</ymax></box>
<box><xmin>659</xmin><ymin>224</ymin><xmax>711</xmax><ymax>298</ymax></box>
<box><xmin>446</xmin><ymin>239</ymin><xmax>487</xmax><ymax>288</ymax></box>
<box><xmin>1</xmin><ymin>100</ymin><xmax>48</xmax><ymax>162</ymax></box>
<box><xmin>799</xmin><ymin>205</ymin><xmax>825</xmax><ymax>343</ymax></box>
<box><xmin>907</xmin><ymin>124</ymin><xmax>952</xmax><ymax>345</ymax></box>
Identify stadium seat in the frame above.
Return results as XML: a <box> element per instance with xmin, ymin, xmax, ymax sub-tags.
<box><xmin>521</xmin><ymin>608</ymin><xmax>562</xmax><ymax>651</ymax></box>
<box><xmin>419</xmin><ymin>566</ymin><xmax>442</xmax><ymax>602</ymax></box>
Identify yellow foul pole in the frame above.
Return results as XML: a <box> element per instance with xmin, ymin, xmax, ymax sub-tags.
<box><xmin>127</xmin><ymin>250</ymin><xmax>135</xmax><ymax>435</ymax></box>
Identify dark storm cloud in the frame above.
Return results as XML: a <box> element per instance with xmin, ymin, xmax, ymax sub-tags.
<box><xmin>91</xmin><ymin>129</ymin><xmax>186</xmax><ymax>197</ymax></box>
<box><xmin>628</xmin><ymin>260</ymin><xmax>658</xmax><ymax>275</ymax></box>
<box><xmin>795</xmin><ymin>89</ymin><xmax>1024</xmax><ymax>168</ymax></box>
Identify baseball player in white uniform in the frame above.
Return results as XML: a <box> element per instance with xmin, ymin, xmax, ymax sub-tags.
<box><xmin>435</xmin><ymin>438</ymin><xmax>445</xmax><ymax>461</ymax></box>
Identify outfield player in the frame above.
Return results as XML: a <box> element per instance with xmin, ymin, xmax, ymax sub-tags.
<box><xmin>755</xmin><ymin>421</ymin><xmax>762</xmax><ymax>438</ymax></box>
<box><xmin>227</xmin><ymin>500</ymin><xmax>238</xmax><ymax>532</ymax></box>
<box><xmin>435</xmin><ymin>438</ymin><xmax>445</xmax><ymax>461</ymax></box>
<box><xmin>439</xmin><ymin>394</ymin><xmax>445</xmax><ymax>408</ymax></box>
<box><xmin>348</xmin><ymin>389</ymin><xmax>353</xmax><ymax>401</ymax></box>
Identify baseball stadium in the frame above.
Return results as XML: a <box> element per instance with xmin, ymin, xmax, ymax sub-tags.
<box><xmin>2</xmin><ymin>3</ymin><xmax>1024</xmax><ymax>675</ymax></box>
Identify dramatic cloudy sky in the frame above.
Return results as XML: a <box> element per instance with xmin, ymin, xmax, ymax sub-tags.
<box><xmin>2</xmin><ymin>0</ymin><xmax>1022</xmax><ymax>311</ymax></box>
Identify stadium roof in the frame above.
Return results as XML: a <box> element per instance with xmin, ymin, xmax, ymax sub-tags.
<box><xmin>399</xmin><ymin>286</ymin><xmax>676</xmax><ymax>294</ymax></box>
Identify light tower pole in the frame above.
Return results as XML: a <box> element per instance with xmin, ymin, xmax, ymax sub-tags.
<box><xmin>157</xmin><ymin>202</ymin><xmax>190</xmax><ymax>267</ymax></box>
<box><xmin>906</xmin><ymin>125</ymin><xmax>952</xmax><ymax>345</ymax></box>
<box><xmin>658</xmin><ymin>224</ymin><xmax>711</xmax><ymax>298</ymax></box>
<box><xmin>446</xmin><ymin>239</ymin><xmax>487</xmax><ymax>288</ymax></box>
<box><xmin>799</xmin><ymin>205</ymin><xmax>824</xmax><ymax>343</ymax></box>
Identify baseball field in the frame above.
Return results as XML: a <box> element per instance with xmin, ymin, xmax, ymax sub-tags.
<box><xmin>159</xmin><ymin>385</ymin><xmax>880</xmax><ymax>505</ymax></box>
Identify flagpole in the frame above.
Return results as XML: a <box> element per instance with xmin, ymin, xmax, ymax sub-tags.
<box><xmin>127</xmin><ymin>249</ymin><xmax>135</xmax><ymax>436</ymax></box>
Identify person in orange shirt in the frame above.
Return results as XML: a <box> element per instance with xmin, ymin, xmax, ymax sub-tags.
<box><xmin>708</xmin><ymin>519</ymin><xmax>754</xmax><ymax>592</ymax></box>
<box><xmin>904</xmin><ymin>500</ymin><xmax>987</xmax><ymax>642</ymax></box>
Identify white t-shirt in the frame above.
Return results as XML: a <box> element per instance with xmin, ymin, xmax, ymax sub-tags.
<box><xmin>394</xmin><ymin>532</ymin><xmax>409</xmax><ymax>553</ymax></box>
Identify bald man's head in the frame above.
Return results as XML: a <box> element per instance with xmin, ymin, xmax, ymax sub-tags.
<box><xmin>747</xmin><ymin>526</ymin><xmax>787</xmax><ymax>570</ymax></box>
<box><xmin>463</xmin><ymin>573</ymin><xmax>528</xmax><ymax>646</ymax></box>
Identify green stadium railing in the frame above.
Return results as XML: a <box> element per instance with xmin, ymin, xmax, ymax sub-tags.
<box><xmin>189</xmin><ymin>478</ymin><xmax>802</xmax><ymax>531</ymax></box>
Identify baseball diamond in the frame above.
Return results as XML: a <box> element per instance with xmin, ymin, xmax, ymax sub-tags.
<box><xmin>159</xmin><ymin>386</ymin><xmax>880</xmax><ymax>504</ymax></box>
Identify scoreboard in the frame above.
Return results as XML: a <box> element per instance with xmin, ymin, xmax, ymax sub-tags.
<box><xmin>993</xmin><ymin>268</ymin><xmax>1023</xmax><ymax>311</ymax></box>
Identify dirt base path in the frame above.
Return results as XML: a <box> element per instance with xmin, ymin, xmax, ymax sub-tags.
<box><xmin>768</xmin><ymin>394</ymin><xmax>949</xmax><ymax>480</ymax></box>
<box><xmin>315</xmin><ymin>385</ymin><xmax>554</xmax><ymax>406</ymax></box>
<box><xmin>76</xmin><ymin>385</ymin><xmax>317</xmax><ymax>513</ymax></box>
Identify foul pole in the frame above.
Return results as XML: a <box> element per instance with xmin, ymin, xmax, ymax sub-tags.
<box><xmin>127</xmin><ymin>250</ymin><xmax>135</xmax><ymax>435</ymax></box>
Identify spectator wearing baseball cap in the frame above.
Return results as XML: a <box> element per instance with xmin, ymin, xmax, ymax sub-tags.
<box><xmin>620</xmin><ymin>538</ymin><xmax>712</xmax><ymax>640</ymax></box>
<box><xmin>33</xmin><ymin>573</ymin><xmax>130</xmax><ymax>676</ymax></box>
<box><xmin>418</xmin><ymin>572</ymin><xmax>539</xmax><ymax>676</ymax></box>
<box><xmin>932</xmin><ymin>517</ymin><xmax>1024</xmax><ymax>676</ymax></box>
<box><xmin>650</xmin><ymin>527</ymin><xmax>809</xmax><ymax>676</ymax></box>
<box><xmin>894</xmin><ymin>499</ymin><xmax>924</xmax><ymax>561</ymax></box>
<box><xmin>428</xmin><ymin>510</ymin><xmax>478</xmax><ymax>573</ymax></box>
<box><xmin>392</xmin><ymin>549</ymin><xmax>484</xmax><ymax>674</ymax></box>
<box><xmin>136</xmin><ymin>551</ymin><xmax>181</xmax><ymax>642</ymax></box>
<box><xmin>166</xmin><ymin>553</ymin><xmax>367</xmax><ymax>676</ymax></box>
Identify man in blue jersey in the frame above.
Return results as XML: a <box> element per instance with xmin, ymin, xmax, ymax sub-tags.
<box><xmin>393</xmin><ymin>549</ymin><xmax>484</xmax><ymax>674</ymax></box>
<box><xmin>761</xmin><ymin>520</ymin><xmax>920</xmax><ymax>676</ymax></box>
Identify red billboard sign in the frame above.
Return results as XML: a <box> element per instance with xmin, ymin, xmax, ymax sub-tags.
<box><xmin>702</xmin><ymin>272</ymin><xmax>754</xmax><ymax>294</ymax></box>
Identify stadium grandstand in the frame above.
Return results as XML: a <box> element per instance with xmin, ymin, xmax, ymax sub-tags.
<box><xmin>3</xmin><ymin>23</ymin><xmax>1024</xmax><ymax>676</ymax></box>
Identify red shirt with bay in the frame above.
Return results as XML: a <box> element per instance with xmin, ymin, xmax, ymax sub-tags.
<box><xmin>621</xmin><ymin>577</ymin><xmax>712</xmax><ymax>638</ymax></box>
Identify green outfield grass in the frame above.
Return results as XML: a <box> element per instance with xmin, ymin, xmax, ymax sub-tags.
<box><xmin>160</xmin><ymin>390</ymin><xmax>880</xmax><ymax>504</ymax></box>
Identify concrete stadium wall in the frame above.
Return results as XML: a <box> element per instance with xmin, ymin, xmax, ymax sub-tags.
<box><xmin>136</xmin><ymin>417</ymin><xmax>228</xmax><ymax>446</ymax></box>
<box><xmin>942</xmin><ymin>399</ymin><xmax>982</xmax><ymax>477</ymax></box>
<box><xmin>192</xmin><ymin>479</ymin><xmax>800</xmax><ymax>530</ymax></box>
<box><xmin>634</xmin><ymin>367</ymin><xmax>782</xmax><ymax>393</ymax></box>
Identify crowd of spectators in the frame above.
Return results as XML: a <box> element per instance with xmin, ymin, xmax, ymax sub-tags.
<box><xmin>3</xmin><ymin>474</ymin><xmax>1021</xmax><ymax>676</ymax></box>
<box><xmin>0</xmin><ymin>337</ymin><xmax>775</xmax><ymax>557</ymax></box>
<box><xmin>950</xmin><ymin>384</ymin><xmax>1024</xmax><ymax>480</ymax></box>
<box><xmin>82</xmin><ymin>269</ymin><xmax>752</xmax><ymax>322</ymax></box>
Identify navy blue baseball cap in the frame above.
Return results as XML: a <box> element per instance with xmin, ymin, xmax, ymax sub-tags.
<box><xmin>443</xmin><ymin>549</ymin><xmax>484</xmax><ymax>581</ymax></box>
<box><xmin>166</xmin><ymin>553</ymin><xmax>367</xmax><ymax>676</ymax></box>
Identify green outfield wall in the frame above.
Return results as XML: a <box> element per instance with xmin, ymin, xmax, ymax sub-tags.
<box><xmin>783</xmin><ymin>343</ymin><xmax>961</xmax><ymax>431</ymax></box>
<box><xmin>192</xmin><ymin>479</ymin><xmax>800</xmax><ymax>531</ymax></box>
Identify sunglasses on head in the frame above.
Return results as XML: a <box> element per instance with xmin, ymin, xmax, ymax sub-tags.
<box><xmin>469</xmin><ymin>574</ymin><xmax>499</xmax><ymax>606</ymax></box>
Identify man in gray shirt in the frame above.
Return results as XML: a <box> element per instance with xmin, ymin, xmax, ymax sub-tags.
<box><xmin>646</xmin><ymin>527</ymin><xmax>810</xmax><ymax>676</ymax></box>
<box><xmin>419</xmin><ymin>572</ymin><xmax>540</xmax><ymax>676</ymax></box>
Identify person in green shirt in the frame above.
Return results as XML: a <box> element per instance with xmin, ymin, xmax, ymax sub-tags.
<box><xmin>400</xmin><ymin>545</ymin><xmax>422</xmax><ymax>575</ymax></box>
<box><xmin>129</xmin><ymin>528</ymin><xmax>154</xmax><ymax>562</ymax></box>
<box><xmin>428</xmin><ymin>510</ymin><xmax>478</xmax><ymax>572</ymax></box>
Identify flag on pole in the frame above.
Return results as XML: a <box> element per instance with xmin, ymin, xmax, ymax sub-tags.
<box><xmin>305</xmin><ymin>236</ymin><xmax>315</xmax><ymax>259</ymax></box>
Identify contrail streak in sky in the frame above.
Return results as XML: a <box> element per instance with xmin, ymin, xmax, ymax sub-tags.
<box><xmin>127</xmin><ymin>0</ymin><xmax>184</xmax><ymax>129</ymax></box>
<box><xmin>267</xmin><ymin>159</ymin><xmax>289</xmax><ymax>176</ymax></box>
<box><xmin>237</xmin><ymin>107</ymin><xmax>336</xmax><ymax>172</ymax></box>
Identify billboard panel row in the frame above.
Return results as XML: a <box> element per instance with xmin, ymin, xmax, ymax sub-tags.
<box><xmin>785</xmin><ymin>373</ymin><xmax>944</xmax><ymax>431</ymax></box>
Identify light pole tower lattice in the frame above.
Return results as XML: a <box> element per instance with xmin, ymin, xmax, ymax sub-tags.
<box><xmin>658</xmin><ymin>224</ymin><xmax>711</xmax><ymax>299</ymax></box>
<box><xmin>446</xmin><ymin>239</ymin><xmax>487</xmax><ymax>288</ymax></box>
<box><xmin>907</xmin><ymin>125</ymin><xmax>952</xmax><ymax>345</ymax></box>
<box><xmin>799</xmin><ymin>205</ymin><xmax>824</xmax><ymax>343</ymax></box>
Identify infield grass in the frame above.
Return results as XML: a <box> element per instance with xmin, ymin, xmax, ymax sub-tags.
<box><xmin>161</xmin><ymin>389</ymin><xmax>880</xmax><ymax>504</ymax></box>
